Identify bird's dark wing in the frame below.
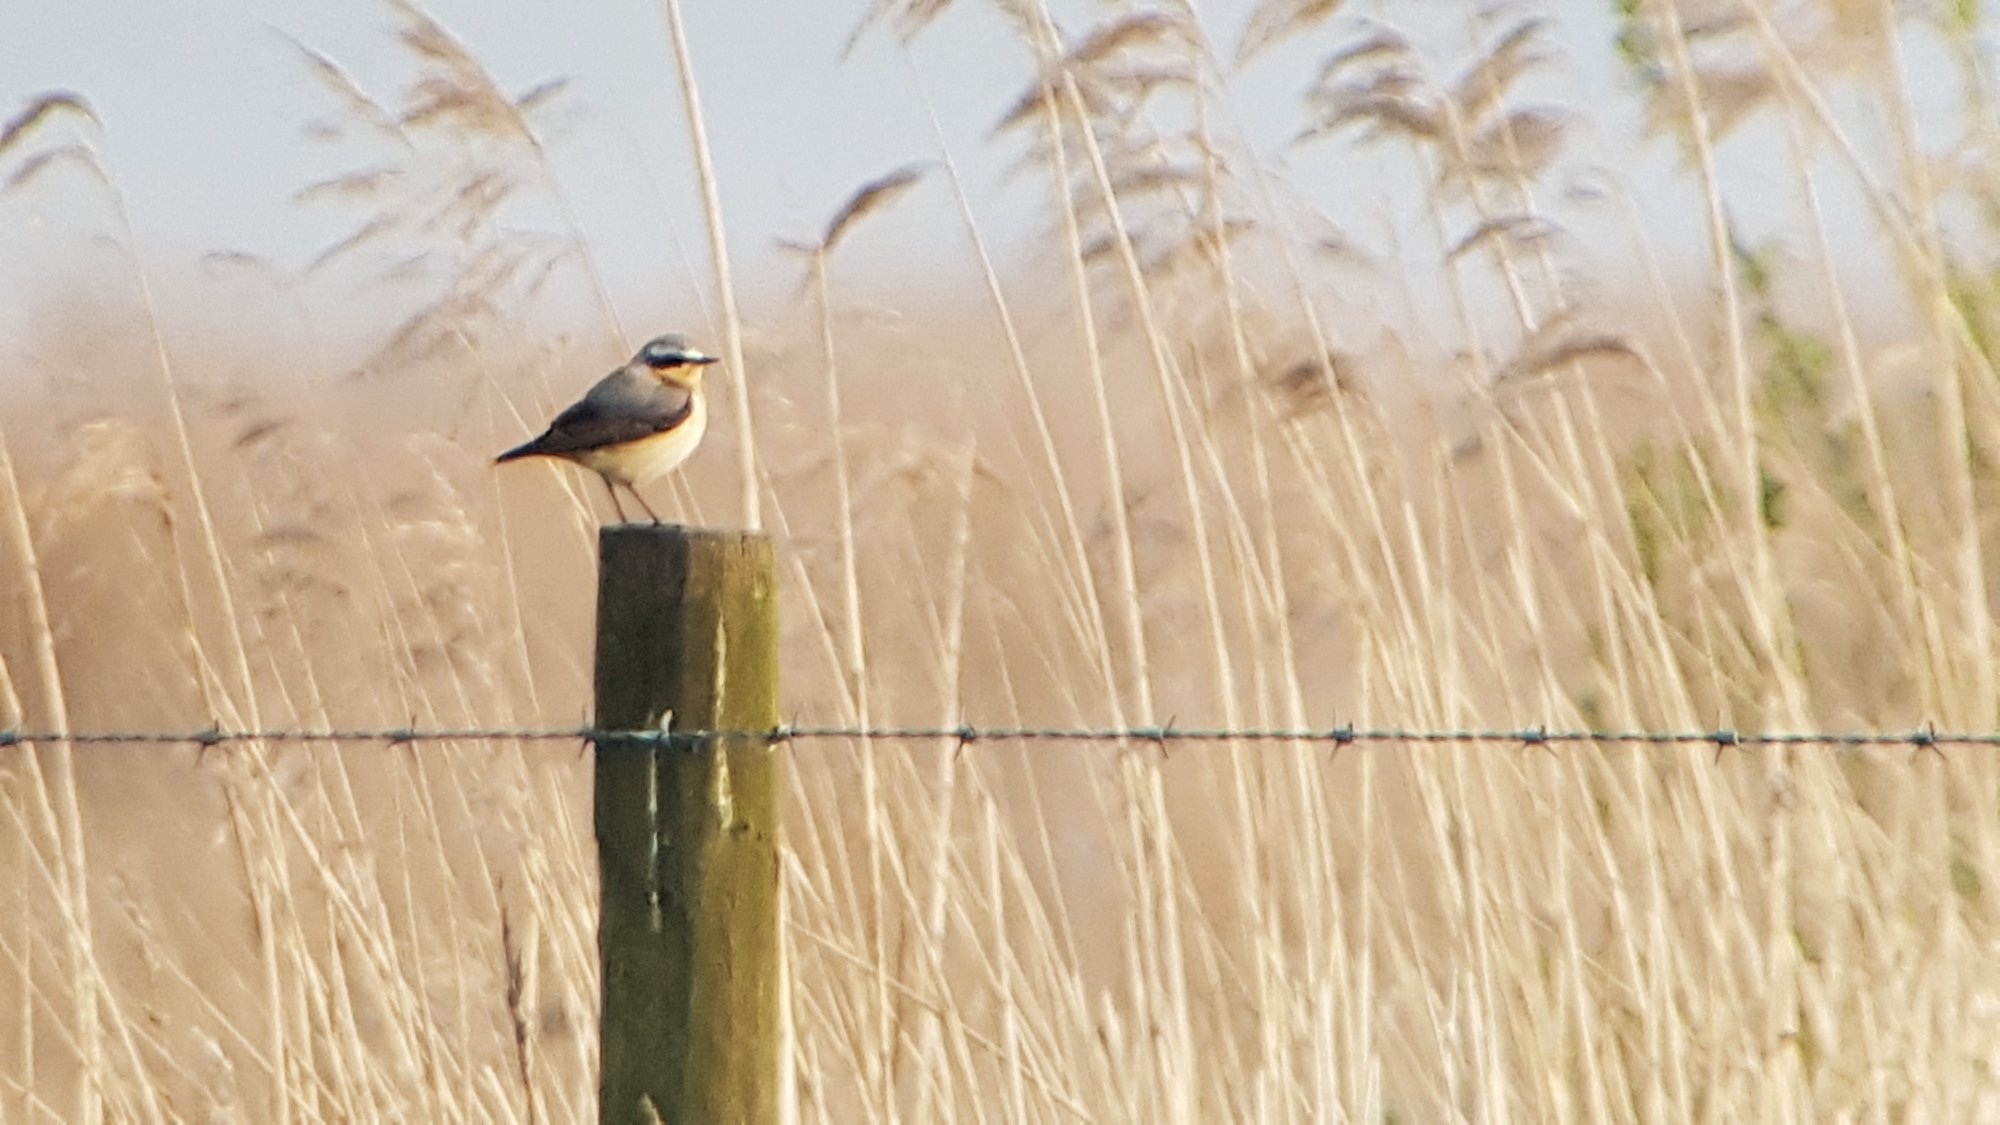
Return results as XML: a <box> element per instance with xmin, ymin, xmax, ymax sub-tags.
<box><xmin>497</xmin><ymin>376</ymin><xmax>693</xmax><ymax>461</ymax></box>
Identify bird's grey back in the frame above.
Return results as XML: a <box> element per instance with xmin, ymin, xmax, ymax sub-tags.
<box><xmin>504</xmin><ymin>364</ymin><xmax>692</xmax><ymax>458</ymax></box>
<box><xmin>586</xmin><ymin>365</ymin><xmax>691</xmax><ymax>421</ymax></box>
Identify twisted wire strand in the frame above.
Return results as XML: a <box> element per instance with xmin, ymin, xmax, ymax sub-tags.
<box><xmin>0</xmin><ymin>724</ymin><xmax>1985</xmax><ymax>751</ymax></box>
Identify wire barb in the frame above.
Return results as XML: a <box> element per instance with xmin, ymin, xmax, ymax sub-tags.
<box><xmin>1910</xmin><ymin>721</ymin><xmax>1947</xmax><ymax>761</ymax></box>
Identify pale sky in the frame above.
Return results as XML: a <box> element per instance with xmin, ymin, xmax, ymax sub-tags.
<box><xmin>2</xmin><ymin>1</ymin><xmax>1966</xmax><ymax>366</ymax></box>
<box><xmin>6</xmin><ymin>2</ymin><xmax>1051</xmax><ymax>344</ymax></box>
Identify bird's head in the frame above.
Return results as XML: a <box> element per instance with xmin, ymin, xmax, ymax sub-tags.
<box><xmin>632</xmin><ymin>334</ymin><xmax>719</xmax><ymax>387</ymax></box>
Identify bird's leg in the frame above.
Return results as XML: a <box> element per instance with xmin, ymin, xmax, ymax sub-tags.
<box><xmin>625</xmin><ymin>484</ymin><xmax>665</xmax><ymax>524</ymax></box>
<box><xmin>601</xmin><ymin>475</ymin><xmax>629</xmax><ymax>524</ymax></box>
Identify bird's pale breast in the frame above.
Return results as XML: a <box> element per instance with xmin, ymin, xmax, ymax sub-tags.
<box><xmin>571</xmin><ymin>391</ymin><xmax>707</xmax><ymax>486</ymax></box>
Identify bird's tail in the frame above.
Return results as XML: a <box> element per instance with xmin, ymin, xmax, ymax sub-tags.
<box><xmin>494</xmin><ymin>438</ymin><xmax>547</xmax><ymax>464</ymax></box>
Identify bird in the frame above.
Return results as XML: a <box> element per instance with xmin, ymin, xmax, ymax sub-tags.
<box><xmin>495</xmin><ymin>334</ymin><xmax>718</xmax><ymax>523</ymax></box>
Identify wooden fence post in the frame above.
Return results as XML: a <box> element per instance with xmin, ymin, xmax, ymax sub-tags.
<box><xmin>593</xmin><ymin>525</ymin><xmax>781</xmax><ymax>1124</ymax></box>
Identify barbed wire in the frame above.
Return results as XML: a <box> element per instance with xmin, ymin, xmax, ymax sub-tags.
<box><xmin>0</xmin><ymin>723</ymin><xmax>1987</xmax><ymax>753</ymax></box>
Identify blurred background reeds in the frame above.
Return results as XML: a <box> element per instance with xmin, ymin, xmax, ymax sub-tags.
<box><xmin>6</xmin><ymin>0</ymin><xmax>2000</xmax><ymax>1119</ymax></box>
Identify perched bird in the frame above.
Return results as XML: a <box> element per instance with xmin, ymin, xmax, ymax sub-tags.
<box><xmin>496</xmin><ymin>334</ymin><xmax>718</xmax><ymax>523</ymax></box>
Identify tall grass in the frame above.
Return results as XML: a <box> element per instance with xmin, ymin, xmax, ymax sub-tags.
<box><xmin>6</xmin><ymin>0</ymin><xmax>2000</xmax><ymax>1120</ymax></box>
